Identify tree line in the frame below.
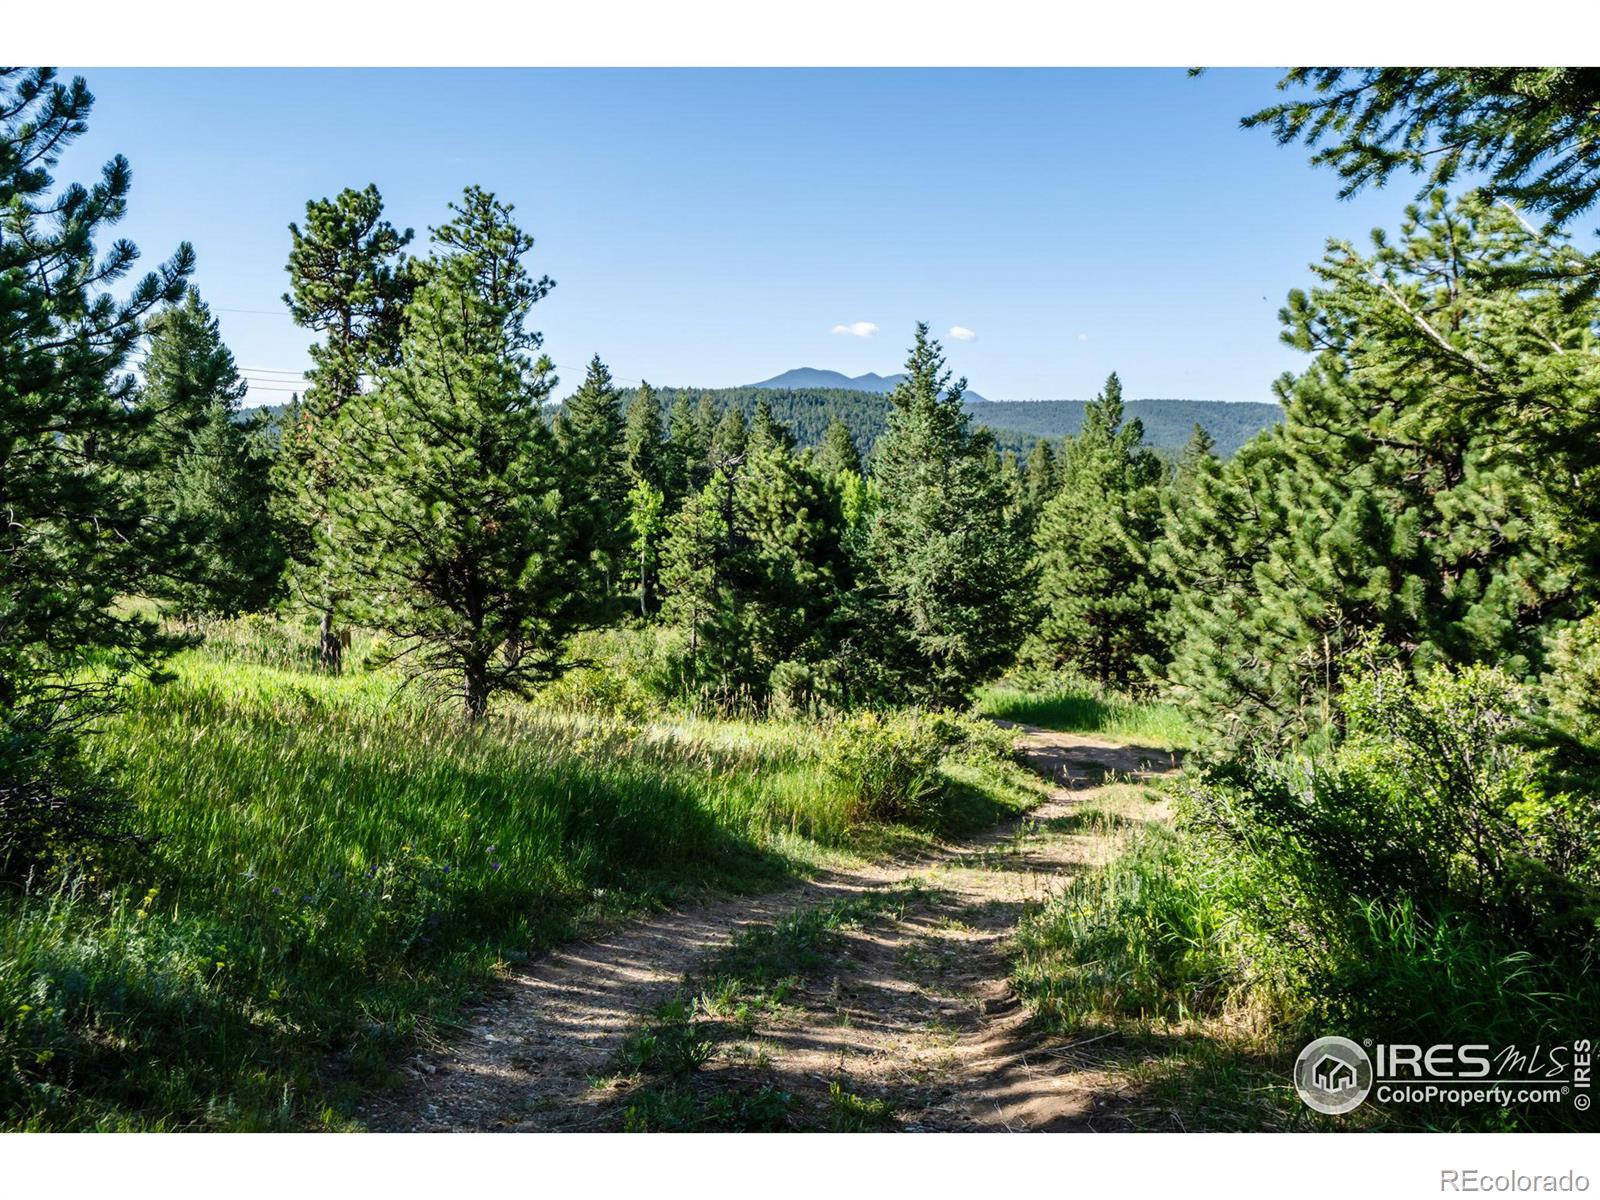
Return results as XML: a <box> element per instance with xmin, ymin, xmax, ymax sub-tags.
<box><xmin>5</xmin><ymin>64</ymin><xmax>1600</xmax><ymax>880</ymax></box>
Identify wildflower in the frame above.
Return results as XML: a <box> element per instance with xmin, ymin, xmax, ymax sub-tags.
<box><xmin>490</xmin><ymin>861</ymin><xmax>502</xmax><ymax>872</ymax></box>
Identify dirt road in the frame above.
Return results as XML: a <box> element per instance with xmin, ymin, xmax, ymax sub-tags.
<box><xmin>362</xmin><ymin>726</ymin><xmax>1180</xmax><ymax>1132</ymax></box>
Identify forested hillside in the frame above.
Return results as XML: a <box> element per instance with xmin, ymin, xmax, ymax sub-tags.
<box><xmin>618</xmin><ymin>386</ymin><xmax>1281</xmax><ymax>460</ymax></box>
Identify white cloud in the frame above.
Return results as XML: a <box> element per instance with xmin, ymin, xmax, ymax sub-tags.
<box><xmin>1075</xmin><ymin>333</ymin><xmax>1090</xmax><ymax>343</ymax></box>
<box><xmin>947</xmin><ymin>325</ymin><xmax>977</xmax><ymax>342</ymax></box>
<box><xmin>830</xmin><ymin>321</ymin><xmax>879</xmax><ymax>337</ymax></box>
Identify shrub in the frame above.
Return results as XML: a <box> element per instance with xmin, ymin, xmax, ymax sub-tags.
<box><xmin>821</xmin><ymin>709</ymin><xmax>1021</xmax><ymax>829</ymax></box>
<box><xmin>767</xmin><ymin>661</ymin><xmax>817</xmax><ymax>719</ymax></box>
<box><xmin>825</xmin><ymin>712</ymin><xmax>945</xmax><ymax>825</ymax></box>
<box><xmin>1187</xmin><ymin>662</ymin><xmax>1599</xmax><ymax>956</ymax></box>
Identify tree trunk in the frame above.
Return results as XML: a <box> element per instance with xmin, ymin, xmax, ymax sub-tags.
<box><xmin>318</xmin><ymin>608</ymin><xmax>343</xmax><ymax>675</ymax></box>
<box><xmin>464</xmin><ymin>660</ymin><xmax>490</xmax><ymax>722</ymax></box>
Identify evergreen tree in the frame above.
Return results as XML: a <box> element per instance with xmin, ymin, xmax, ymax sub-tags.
<box><xmin>1172</xmin><ymin>423</ymin><xmax>1217</xmax><ymax>507</ymax></box>
<box><xmin>663</xmin><ymin>419</ymin><xmax>845</xmax><ymax>707</ymax></box>
<box><xmin>164</xmin><ymin>407</ymin><xmax>284</xmax><ymax>619</ymax></box>
<box><xmin>815</xmin><ymin>415</ymin><xmax>863</xmax><ymax>480</ymax></box>
<box><xmin>858</xmin><ymin>323</ymin><xmax>1030</xmax><ymax>708</ymax></box>
<box><xmin>663</xmin><ymin>391</ymin><xmax>700</xmax><ymax>502</ymax></box>
<box><xmin>711</xmin><ymin>405</ymin><xmax>749</xmax><ymax>464</ymax></box>
<box><xmin>554</xmin><ymin>356</ymin><xmax>630</xmax><ymax>608</ymax></box>
<box><xmin>1</xmin><ymin>68</ymin><xmax>194</xmax><ymax>873</ymax></box>
<box><xmin>276</xmin><ymin>184</ymin><xmax>412</xmax><ymax>672</ymax></box>
<box><xmin>1022</xmin><ymin>436</ymin><xmax>1059</xmax><ymax>526</ymax></box>
<box><xmin>329</xmin><ymin>187</ymin><xmax>588</xmax><ymax>720</ymax></box>
<box><xmin>1247</xmin><ymin>69</ymin><xmax>1600</xmax><ymax>227</ymax></box>
<box><xmin>137</xmin><ymin>291</ymin><xmax>283</xmax><ymax>618</ymax></box>
<box><xmin>1156</xmin><ymin>194</ymin><xmax>1598</xmax><ymax>746</ymax></box>
<box><xmin>748</xmin><ymin>396</ymin><xmax>795</xmax><ymax>454</ymax></box>
<box><xmin>1031</xmin><ymin>372</ymin><xmax>1168</xmax><ymax>686</ymax></box>
<box><xmin>622</xmin><ymin>381</ymin><xmax>666</xmax><ymax>612</ymax></box>
<box><xmin>137</xmin><ymin>290</ymin><xmax>244</xmax><ymax>463</ymax></box>
<box><xmin>693</xmin><ymin>392</ymin><xmax>720</xmax><ymax>471</ymax></box>
<box><xmin>624</xmin><ymin>380</ymin><xmax>664</xmax><ymax>488</ymax></box>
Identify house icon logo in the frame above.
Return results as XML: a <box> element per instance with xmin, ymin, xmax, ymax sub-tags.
<box><xmin>1294</xmin><ymin>1036</ymin><xmax>1373</xmax><ymax>1114</ymax></box>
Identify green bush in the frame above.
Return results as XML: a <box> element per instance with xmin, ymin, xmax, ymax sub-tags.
<box><xmin>823</xmin><ymin>710</ymin><xmax>1021</xmax><ymax>829</ymax></box>
<box><xmin>1189</xmin><ymin>662</ymin><xmax>1599</xmax><ymax>956</ymax></box>
<box><xmin>825</xmin><ymin>712</ymin><xmax>945</xmax><ymax>825</ymax></box>
<box><xmin>1015</xmin><ymin>659</ymin><xmax>1599</xmax><ymax>1129</ymax></box>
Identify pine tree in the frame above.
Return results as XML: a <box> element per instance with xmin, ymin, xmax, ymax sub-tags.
<box><xmin>1</xmin><ymin>68</ymin><xmax>194</xmax><ymax>873</ymax></box>
<box><xmin>711</xmin><ymin>405</ymin><xmax>748</xmax><ymax>464</ymax></box>
<box><xmin>748</xmin><ymin>396</ymin><xmax>795</xmax><ymax>454</ymax></box>
<box><xmin>277</xmin><ymin>184</ymin><xmax>412</xmax><ymax>673</ymax></box>
<box><xmin>858</xmin><ymin>323</ymin><xmax>1030</xmax><ymax>708</ymax></box>
<box><xmin>663</xmin><ymin>391</ymin><xmax>700</xmax><ymax>502</ymax></box>
<box><xmin>1022</xmin><ymin>436</ymin><xmax>1059</xmax><ymax>526</ymax></box>
<box><xmin>328</xmin><ymin>187</ymin><xmax>589</xmax><ymax>720</ymax></box>
<box><xmin>624</xmin><ymin>380</ymin><xmax>664</xmax><ymax>489</ymax></box>
<box><xmin>1247</xmin><ymin>69</ymin><xmax>1600</xmax><ymax>227</ymax></box>
<box><xmin>622</xmin><ymin>381</ymin><xmax>666</xmax><ymax>612</ymax></box>
<box><xmin>815</xmin><ymin>415</ymin><xmax>863</xmax><ymax>480</ymax></box>
<box><xmin>137</xmin><ymin>290</ymin><xmax>283</xmax><ymax>618</ymax></box>
<box><xmin>164</xmin><ymin>407</ymin><xmax>284</xmax><ymax>619</ymax></box>
<box><xmin>1156</xmin><ymin>194</ymin><xmax>1598</xmax><ymax>746</ymax></box>
<box><xmin>137</xmin><ymin>289</ymin><xmax>245</xmax><ymax>464</ymax></box>
<box><xmin>1172</xmin><ymin>423</ymin><xmax>1217</xmax><ymax>508</ymax></box>
<box><xmin>1031</xmin><ymin>373</ymin><xmax>1168</xmax><ymax>686</ymax></box>
<box><xmin>554</xmin><ymin>356</ymin><xmax>630</xmax><ymax>609</ymax></box>
<box><xmin>693</xmin><ymin>392</ymin><xmax>720</xmax><ymax>471</ymax></box>
<box><xmin>662</xmin><ymin>417</ymin><xmax>845</xmax><ymax>707</ymax></box>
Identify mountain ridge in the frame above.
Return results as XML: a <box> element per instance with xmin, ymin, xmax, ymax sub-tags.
<box><xmin>749</xmin><ymin>366</ymin><xmax>989</xmax><ymax>404</ymax></box>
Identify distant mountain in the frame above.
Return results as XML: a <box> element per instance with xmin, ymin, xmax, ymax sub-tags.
<box><xmin>749</xmin><ymin>367</ymin><xmax>989</xmax><ymax>404</ymax></box>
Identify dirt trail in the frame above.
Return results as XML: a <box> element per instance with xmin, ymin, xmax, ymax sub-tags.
<box><xmin>362</xmin><ymin>726</ymin><xmax>1180</xmax><ymax>1132</ymax></box>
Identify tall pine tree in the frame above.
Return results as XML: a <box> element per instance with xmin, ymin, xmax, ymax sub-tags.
<box><xmin>1031</xmin><ymin>372</ymin><xmax>1168</xmax><ymax>687</ymax></box>
<box><xmin>138</xmin><ymin>290</ymin><xmax>283</xmax><ymax>618</ymax></box>
<box><xmin>276</xmin><ymin>184</ymin><xmax>412</xmax><ymax>672</ymax></box>
<box><xmin>622</xmin><ymin>380</ymin><xmax>666</xmax><ymax>613</ymax></box>
<box><xmin>554</xmin><ymin>356</ymin><xmax>630</xmax><ymax>611</ymax></box>
<box><xmin>857</xmin><ymin>323</ymin><xmax>1030</xmax><ymax>708</ymax></box>
<box><xmin>329</xmin><ymin>187</ymin><xmax>592</xmax><ymax>719</ymax></box>
<box><xmin>1156</xmin><ymin>194</ymin><xmax>1597</xmax><ymax>746</ymax></box>
<box><xmin>1</xmin><ymin>68</ymin><xmax>193</xmax><ymax>873</ymax></box>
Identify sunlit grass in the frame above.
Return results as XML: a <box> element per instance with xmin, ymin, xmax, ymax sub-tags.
<box><xmin>977</xmin><ymin>681</ymin><xmax>1197</xmax><ymax>750</ymax></box>
<box><xmin>0</xmin><ymin>638</ymin><xmax>1042</xmax><ymax>1130</ymax></box>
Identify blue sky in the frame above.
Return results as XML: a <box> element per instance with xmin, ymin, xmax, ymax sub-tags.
<box><xmin>60</xmin><ymin>68</ymin><xmax>1421</xmax><ymax>405</ymax></box>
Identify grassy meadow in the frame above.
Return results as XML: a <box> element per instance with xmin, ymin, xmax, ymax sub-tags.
<box><xmin>0</xmin><ymin>620</ymin><xmax>1043</xmax><ymax>1130</ymax></box>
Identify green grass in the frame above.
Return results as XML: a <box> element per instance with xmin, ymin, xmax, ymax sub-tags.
<box><xmin>1012</xmin><ymin>819</ymin><xmax>1598</xmax><ymax>1132</ymax></box>
<box><xmin>977</xmin><ymin>681</ymin><xmax>1196</xmax><ymax>750</ymax></box>
<box><xmin>0</xmin><ymin>646</ymin><xmax>1040</xmax><ymax>1131</ymax></box>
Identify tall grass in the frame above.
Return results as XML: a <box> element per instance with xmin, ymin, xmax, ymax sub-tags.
<box><xmin>0</xmin><ymin>647</ymin><xmax>1040</xmax><ymax>1130</ymax></box>
<box><xmin>977</xmin><ymin>679</ymin><xmax>1196</xmax><ymax>750</ymax></box>
<box><xmin>1013</xmin><ymin>824</ymin><xmax>1266</xmax><ymax>1028</ymax></box>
